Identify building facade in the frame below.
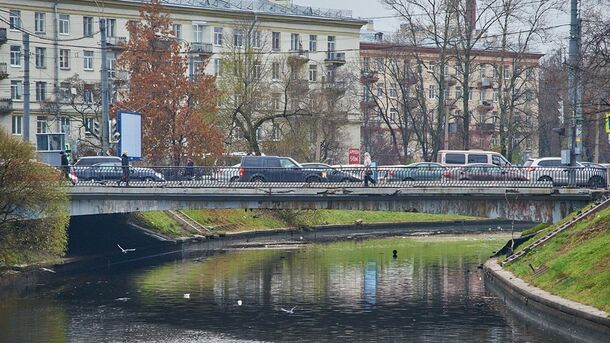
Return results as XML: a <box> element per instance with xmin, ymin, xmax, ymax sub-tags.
<box><xmin>0</xmin><ymin>0</ymin><xmax>365</xmax><ymax>164</ymax></box>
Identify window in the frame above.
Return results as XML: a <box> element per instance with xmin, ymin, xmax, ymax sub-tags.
<box><xmin>448</xmin><ymin>122</ymin><xmax>457</xmax><ymax>133</ymax></box>
<box><xmin>59</xmin><ymin>14</ymin><xmax>70</xmax><ymax>35</ymax></box>
<box><xmin>60</xmin><ymin>82</ymin><xmax>71</xmax><ymax>101</ymax></box>
<box><xmin>36</xmin><ymin>81</ymin><xmax>47</xmax><ymax>101</ymax></box>
<box><xmin>468</xmin><ymin>154</ymin><xmax>487</xmax><ymax>163</ymax></box>
<box><xmin>10</xmin><ymin>46</ymin><xmax>21</xmax><ymax>67</ymax></box>
<box><xmin>526</xmin><ymin>68</ymin><xmax>534</xmax><ymax>80</ymax></box>
<box><xmin>106</xmin><ymin>18</ymin><xmax>116</xmax><ymax>37</ymax></box>
<box><xmin>503</xmin><ymin>65</ymin><xmax>510</xmax><ymax>79</ymax></box>
<box><xmin>83</xmin><ymin>16</ymin><xmax>93</xmax><ymax>37</ymax></box>
<box><xmin>376</xmin><ymin>83</ymin><xmax>383</xmax><ymax>96</ymax></box>
<box><xmin>172</xmin><ymin>24</ymin><xmax>182</xmax><ymax>40</ymax></box>
<box><xmin>9</xmin><ymin>10</ymin><xmax>20</xmax><ymax>30</ymax></box>
<box><xmin>35</xmin><ymin>12</ymin><xmax>46</xmax><ymax>33</ymax></box>
<box><xmin>327</xmin><ymin>36</ymin><xmax>336</xmax><ymax>59</ymax></box>
<box><xmin>389</xmin><ymin>84</ymin><xmax>397</xmax><ymax>97</ymax></box>
<box><xmin>272</xmin><ymin>32</ymin><xmax>280</xmax><ymax>50</ymax></box>
<box><xmin>375</xmin><ymin>58</ymin><xmax>384</xmax><ymax>72</ymax></box>
<box><xmin>83</xmin><ymin>50</ymin><xmax>94</xmax><ymax>70</ymax></box>
<box><xmin>35</xmin><ymin>47</ymin><xmax>46</xmax><ymax>68</ymax></box>
<box><xmin>389</xmin><ymin>108</ymin><xmax>398</xmax><ymax>121</ymax></box>
<box><xmin>37</xmin><ymin>116</ymin><xmax>48</xmax><ymax>134</ymax></box>
<box><xmin>84</xmin><ymin>89</ymin><xmax>93</xmax><ymax>103</ymax></box>
<box><xmin>480</xmin><ymin>88</ymin><xmax>486</xmax><ymax>101</ymax></box>
<box><xmin>10</xmin><ymin>80</ymin><xmax>21</xmax><ymax>100</ymax></box>
<box><xmin>213</xmin><ymin>27</ymin><xmax>223</xmax><ymax>46</ymax></box>
<box><xmin>290</xmin><ymin>33</ymin><xmax>300</xmax><ymax>51</ymax></box>
<box><xmin>253</xmin><ymin>63</ymin><xmax>261</xmax><ymax>80</ymax></box>
<box><xmin>60</xmin><ymin>49</ymin><xmax>70</xmax><ymax>69</ymax></box>
<box><xmin>362</xmin><ymin>57</ymin><xmax>370</xmax><ymax>72</ymax></box>
<box><xmin>445</xmin><ymin>153</ymin><xmax>465</xmax><ymax>165</ymax></box>
<box><xmin>272</xmin><ymin>62</ymin><xmax>280</xmax><ymax>80</ymax></box>
<box><xmin>213</xmin><ymin>58</ymin><xmax>221</xmax><ymax>76</ymax></box>
<box><xmin>12</xmin><ymin>115</ymin><xmax>22</xmax><ymax>135</ymax></box>
<box><xmin>252</xmin><ymin>30</ymin><xmax>261</xmax><ymax>48</ymax></box>
<box><xmin>428</xmin><ymin>62</ymin><xmax>435</xmax><ymax>74</ymax></box>
<box><xmin>85</xmin><ymin>117</ymin><xmax>95</xmax><ymax>134</ymax></box>
<box><xmin>60</xmin><ymin>116</ymin><xmax>70</xmax><ymax>133</ymax></box>
<box><xmin>272</xmin><ymin>93</ymin><xmax>281</xmax><ymax>110</ymax></box>
<box><xmin>479</xmin><ymin>64</ymin><xmax>486</xmax><ymax>79</ymax></box>
<box><xmin>455</xmin><ymin>86</ymin><xmax>462</xmax><ymax>99</ymax></box>
<box><xmin>193</xmin><ymin>24</ymin><xmax>205</xmax><ymax>43</ymax></box>
<box><xmin>233</xmin><ymin>30</ymin><xmax>243</xmax><ymax>47</ymax></box>
<box><xmin>493</xmin><ymin>90</ymin><xmax>498</xmax><ymax>102</ymax></box>
<box><xmin>280</xmin><ymin>158</ymin><xmax>297</xmax><ymax>168</ymax></box>
<box><xmin>309</xmin><ymin>35</ymin><xmax>317</xmax><ymax>52</ymax></box>
<box><xmin>428</xmin><ymin>84</ymin><xmax>436</xmax><ymax>99</ymax></box>
<box><xmin>308</xmin><ymin>64</ymin><xmax>317</xmax><ymax>82</ymax></box>
<box><xmin>272</xmin><ymin>124</ymin><xmax>281</xmax><ymax>141</ymax></box>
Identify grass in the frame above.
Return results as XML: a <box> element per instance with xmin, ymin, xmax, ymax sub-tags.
<box><xmin>135</xmin><ymin>209</ymin><xmax>478</xmax><ymax>235</ymax></box>
<box><xmin>505</xmin><ymin>204</ymin><xmax>610</xmax><ymax>313</ymax></box>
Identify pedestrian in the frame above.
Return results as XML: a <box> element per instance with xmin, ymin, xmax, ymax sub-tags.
<box><xmin>363</xmin><ymin>152</ymin><xmax>376</xmax><ymax>187</ymax></box>
<box><xmin>119</xmin><ymin>151</ymin><xmax>129</xmax><ymax>186</ymax></box>
<box><xmin>60</xmin><ymin>151</ymin><xmax>71</xmax><ymax>182</ymax></box>
<box><xmin>185</xmin><ymin>158</ymin><xmax>194</xmax><ymax>179</ymax></box>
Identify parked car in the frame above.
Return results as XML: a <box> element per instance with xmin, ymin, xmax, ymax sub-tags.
<box><xmin>78</xmin><ymin>162</ymin><xmax>165</xmax><ymax>182</ymax></box>
<box><xmin>239</xmin><ymin>156</ymin><xmax>327</xmax><ymax>182</ymax></box>
<box><xmin>73</xmin><ymin>156</ymin><xmax>122</xmax><ymax>179</ymax></box>
<box><xmin>210</xmin><ymin>163</ymin><xmax>241</xmax><ymax>182</ymax></box>
<box><xmin>444</xmin><ymin>163</ymin><xmax>528</xmax><ymax>181</ymax></box>
<box><xmin>301</xmin><ymin>163</ymin><xmax>361</xmax><ymax>182</ymax></box>
<box><xmin>524</xmin><ymin>157</ymin><xmax>607</xmax><ymax>188</ymax></box>
<box><xmin>381</xmin><ymin>162</ymin><xmax>446</xmax><ymax>182</ymax></box>
<box><xmin>437</xmin><ymin>150</ymin><xmax>511</xmax><ymax>167</ymax></box>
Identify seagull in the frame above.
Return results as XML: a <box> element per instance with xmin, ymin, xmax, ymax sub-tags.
<box><xmin>115</xmin><ymin>297</ymin><xmax>130</xmax><ymax>302</ymax></box>
<box><xmin>183</xmin><ymin>293</ymin><xmax>190</xmax><ymax>299</ymax></box>
<box><xmin>117</xmin><ymin>244</ymin><xmax>136</xmax><ymax>254</ymax></box>
<box><xmin>40</xmin><ymin>267</ymin><xmax>56</xmax><ymax>273</ymax></box>
<box><xmin>280</xmin><ymin>306</ymin><xmax>297</xmax><ymax>314</ymax></box>
<box><xmin>237</xmin><ymin>300</ymin><xmax>243</xmax><ymax>306</ymax></box>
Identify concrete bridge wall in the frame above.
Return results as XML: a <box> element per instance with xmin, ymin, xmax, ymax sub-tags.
<box><xmin>69</xmin><ymin>186</ymin><xmax>603</xmax><ymax>223</ymax></box>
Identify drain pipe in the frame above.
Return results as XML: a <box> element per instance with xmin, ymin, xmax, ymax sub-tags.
<box><xmin>53</xmin><ymin>0</ymin><xmax>59</xmax><ymax>99</ymax></box>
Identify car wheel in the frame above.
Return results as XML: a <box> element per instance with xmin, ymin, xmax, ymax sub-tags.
<box><xmin>230</xmin><ymin>176</ymin><xmax>239</xmax><ymax>182</ymax></box>
<box><xmin>403</xmin><ymin>177</ymin><xmax>415</xmax><ymax>181</ymax></box>
<box><xmin>144</xmin><ymin>177</ymin><xmax>155</xmax><ymax>182</ymax></box>
<box><xmin>459</xmin><ymin>177</ymin><xmax>470</xmax><ymax>181</ymax></box>
<box><xmin>88</xmin><ymin>177</ymin><xmax>100</xmax><ymax>182</ymax></box>
<box><xmin>588</xmin><ymin>176</ymin><xmax>605</xmax><ymax>188</ymax></box>
<box><xmin>305</xmin><ymin>175</ymin><xmax>321</xmax><ymax>183</ymax></box>
<box><xmin>538</xmin><ymin>176</ymin><xmax>553</xmax><ymax>183</ymax></box>
<box><xmin>250</xmin><ymin>176</ymin><xmax>265</xmax><ymax>183</ymax></box>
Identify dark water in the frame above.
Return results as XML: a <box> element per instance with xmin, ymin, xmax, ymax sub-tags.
<box><xmin>0</xmin><ymin>235</ymin><xmax>564</xmax><ymax>342</ymax></box>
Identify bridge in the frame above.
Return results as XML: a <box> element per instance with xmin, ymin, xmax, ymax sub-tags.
<box><xmin>68</xmin><ymin>180</ymin><xmax>606</xmax><ymax>223</ymax></box>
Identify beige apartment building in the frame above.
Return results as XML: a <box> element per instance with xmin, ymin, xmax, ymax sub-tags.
<box><xmin>0</xmin><ymin>0</ymin><xmax>365</xmax><ymax>164</ymax></box>
<box><xmin>359</xmin><ymin>39</ymin><xmax>543</xmax><ymax>163</ymax></box>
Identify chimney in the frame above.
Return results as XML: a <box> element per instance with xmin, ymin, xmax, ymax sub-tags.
<box><xmin>366</xmin><ymin>20</ymin><xmax>374</xmax><ymax>31</ymax></box>
<box><xmin>466</xmin><ymin>0</ymin><xmax>476</xmax><ymax>31</ymax></box>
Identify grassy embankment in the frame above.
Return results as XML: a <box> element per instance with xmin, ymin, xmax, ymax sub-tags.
<box><xmin>503</xmin><ymin>203</ymin><xmax>610</xmax><ymax>313</ymax></box>
<box><xmin>132</xmin><ymin>209</ymin><xmax>479</xmax><ymax>238</ymax></box>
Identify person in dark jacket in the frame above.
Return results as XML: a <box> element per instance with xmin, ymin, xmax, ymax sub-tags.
<box><xmin>119</xmin><ymin>151</ymin><xmax>129</xmax><ymax>186</ymax></box>
<box><xmin>185</xmin><ymin>158</ymin><xmax>194</xmax><ymax>179</ymax></box>
<box><xmin>60</xmin><ymin>151</ymin><xmax>70</xmax><ymax>180</ymax></box>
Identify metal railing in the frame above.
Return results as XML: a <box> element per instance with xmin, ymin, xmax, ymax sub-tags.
<box><xmin>65</xmin><ymin>165</ymin><xmax>609</xmax><ymax>189</ymax></box>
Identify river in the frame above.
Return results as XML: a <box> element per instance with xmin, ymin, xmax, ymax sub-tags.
<box><xmin>0</xmin><ymin>234</ymin><xmax>567</xmax><ymax>342</ymax></box>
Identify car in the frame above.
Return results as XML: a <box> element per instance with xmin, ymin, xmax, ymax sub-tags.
<box><xmin>381</xmin><ymin>162</ymin><xmax>446</xmax><ymax>182</ymax></box>
<box><xmin>524</xmin><ymin>157</ymin><xmax>607</xmax><ymax>188</ymax></box>
<box><xmin>301</xmin><ymin>163</ymin><xmax>361</xmax><ymax>182</ymax></box>
<box><xmin>437</xmin><ymin>150</ymin><xmax>511</xmax><ymax>167</ymax></box>
<box><xmin>73</xmin><ymin>156</ymin><xmax>123</xmax><ymax>179</ymax></box>
<box><xmin>239</xmin><ymin>156</ymin><xmax>327</xmax><ymax>182</ymax></box>
<box><xmin>210</xmin><ymin>163</ymin><xmax>241</xmax><ymax>182</ymax></box>
<box><xmin>444</xmin><ymin>163</ymin><xmax>528</xmax><ymax>181</ymax></box>
<box><xmin>78</xmin><ymin>162</ymin><xmax>165</xmax><ymax>182</ymax></box>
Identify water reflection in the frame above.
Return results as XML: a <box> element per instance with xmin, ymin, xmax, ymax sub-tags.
<box><xmin>1</xmin><ymin>235</ymin><xmax>565</xmax><ymax>342</ymax></box>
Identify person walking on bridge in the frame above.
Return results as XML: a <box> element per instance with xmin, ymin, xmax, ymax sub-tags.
<box><xmin>363</xmin><ymin>152</ymin><xmax>376</xmax><ymax>187</ymax></box>
<box><xmin>119</xmin><ymin>151</ymin><xmax>130</xmax><ymax>187</ymax></box>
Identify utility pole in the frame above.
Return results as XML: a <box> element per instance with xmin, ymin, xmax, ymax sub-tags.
<box><xmin>100</xmin><ymin>18</ymin><xmax>110</xmax><ymax>154</ymax></box>
<box><xmin>594</xmin><ymin>98</ymin><xmax>601</xmax><ymax>163</ymax></box>
<box><xmin>567</xmin><ymin>0</ymin><xmax>581</xmax><ymax>184</ymax></box>
<box><xmin>23</xmin><ymin>32</ymin><xmax>30</xmax><ymax>143</ymax></box>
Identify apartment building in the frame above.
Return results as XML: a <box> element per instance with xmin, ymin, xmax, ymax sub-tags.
<box><xmin>0</xmin><ymin>0</ymin><xmax>365</xmax><ymax>163</ymax></box>
<box><xmin>359</xmin><ymin>36</ymin><xmax>543</xmax><ymax>163</ymax></box>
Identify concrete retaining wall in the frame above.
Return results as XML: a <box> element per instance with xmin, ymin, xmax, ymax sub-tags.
<box><xmin>484</xmin><ymin>258</ymin><xmax>610</xmax><ymax>342</ymax></box>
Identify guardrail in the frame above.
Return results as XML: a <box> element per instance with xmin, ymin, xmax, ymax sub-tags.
<box><xmin>65</xmin><ymin>165</ymin><xmax>609</xmax><ymax>189</ymax></box>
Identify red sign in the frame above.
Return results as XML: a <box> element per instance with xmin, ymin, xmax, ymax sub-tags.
<box><xmin>348</xmin><ymin>147</ymin><xmax>360</xmax><ymax>164</ymax></box>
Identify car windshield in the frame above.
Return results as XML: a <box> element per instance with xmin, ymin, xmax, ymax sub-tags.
<box><xmin>523</xmin><ymin>160</ymin><xmax>534</xmax><ymax>167</ymax></box>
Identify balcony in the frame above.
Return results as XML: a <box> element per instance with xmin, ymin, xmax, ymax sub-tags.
<box><xmin>398</xmin><ymin>74</ymin><xmax>418</xmax><ymax>86</ymax></box>
<box><xmin>405</xmin><ymin>97</ymin><xmax>419</xmax><ymax>109</ymax></box>
<box><xmin>360</xmin><ymin>70</ymin><xmax>379</xmax><ymax>84</ymax></box>
<box><xmin>0</xmin><ymin>28</ymin><xmax>6</xmax><ymax>45</ymax></box>
<box><xmin>477</xmin><ymin>123</ymin><xmax>496</xmax><ymax>133</ymax></box>
<box><xmin>360</xmin><ymin>99</ymin><xmax>377</xmax><ymax>111</ymax></box>
<box><xmin>0</xmin><ymin>98</ymin><xmax>13</xmax><ymax>114</ymax></box>
<box><xmin>106</xmin><ymin>36</ymin><xmax>127</xmax><ymax>50</ymax></box>
<box><xmin>445</xmin><ymin>78</ymin><xmax>457</xmax><ymax>86</ymax></box>
<box><xmin>477</xmin><ymin>100</ymin><xmax>494</xmax><ymax>111</ymax></box>
<box><xmin>0</xmin><ymin>62</ymin><xmax>8</xmax><ymax>80</ymax></box>
<box><xmin>288</xmin><ymin>78</ymin><xmax>309</xmax><ymax>94</ymax></box>
<box><xmin>478</xmin><ymin>78</ymin><xmax>492</xmax><ymax>88</ymax></box>
<box><xmin>287</xmin><ymin>50</ymin><xmax>309</xmax><ymax>66</ymax></box>
<box><xmin>324</xmin><ymin>52</ymin><xmax>346</xmax><ymax>66</ymax></box>
<box><xmin>191</xmin><ymin>42</ymin><xmax>213</xmax><ymax>56</ymax></box>
<box><xmin>324</xmin><ymin>81</ymin><xmax>348</xmax><ymax>96</ymax></box>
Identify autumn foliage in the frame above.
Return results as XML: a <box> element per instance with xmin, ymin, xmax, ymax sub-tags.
<box><xmin>116</xmin><ymin>0</ymin><xmax>223</xmax><ymax>165</ymax></box>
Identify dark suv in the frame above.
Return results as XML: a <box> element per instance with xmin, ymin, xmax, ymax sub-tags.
<box><xmin>239</xmin><ymin>156</ymin><xmax>327</xmax><ymax>182</ymax></box>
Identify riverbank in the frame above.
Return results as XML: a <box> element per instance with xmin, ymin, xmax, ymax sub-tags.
<box><xmin>131</xmin><ymin>209</ymin><xmax>480</xmax><ymax>238</ymax></box>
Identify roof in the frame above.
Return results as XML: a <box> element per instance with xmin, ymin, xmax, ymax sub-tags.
<box><xmin>123</xmin><ymin>0</ymin><xmax>364</xmax><ymax>23</ymax></box>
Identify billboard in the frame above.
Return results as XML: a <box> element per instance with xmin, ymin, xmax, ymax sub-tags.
<box><xmin>116</xmin><ymin>110</ymin><xmax>142</xmax><ymax>160</ymax></box>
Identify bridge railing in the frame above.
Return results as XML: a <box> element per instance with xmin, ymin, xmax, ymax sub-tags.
<box><xmin>68</xmin><ymin>164</ymin><xmax>609</xmax><ymax>189</ymax></box>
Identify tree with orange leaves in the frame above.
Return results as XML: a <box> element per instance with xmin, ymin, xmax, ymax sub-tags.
<box><xmin>116</xmin><ymin>0</ymin><xmax>223</xmax><ymax>165</ymax></box>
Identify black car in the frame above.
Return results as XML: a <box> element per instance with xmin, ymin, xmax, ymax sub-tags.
<box><xmin>239</xmin><ymin>156</ymin><xmax>327</xmax><ymax>182</ymax></box>
<box><xmin>301</xmin><ymin>163</ymin><xmax>361</xmax><ymax>182</ymax></box>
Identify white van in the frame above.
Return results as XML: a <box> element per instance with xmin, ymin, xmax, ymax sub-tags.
<box><xmin>437</xmin><ymin>150</ymin><xmax>511</xmax><ymax>166</ymax></box>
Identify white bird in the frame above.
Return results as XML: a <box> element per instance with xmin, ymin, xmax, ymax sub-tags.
<box><xmin>40</xmin><ymin>267</ymin><xmax>56</xmax><ymax>273</ymax></box>
<box><xmin>117</xmin><ymin>244</ymin><xmax>136</xmax><ymax>254</ymax></box>
<box><xmin>237</xmin><ymin>300</ymin><xmax>243</xmax><ymax>306</ymax></box>
<box><xmin>183</xmin><ymin>293</ymin><xmax>190</xmax><ymax>299</ymax></box>
<box><xmin>115</xmin><ymin>297</ymin><xmax>130</xmax><ymax>302</ymax></box>
<box><xmin>280</xmin><ymin>306</ymin><xmax>297</xmax><ymax>314</ymax></box>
